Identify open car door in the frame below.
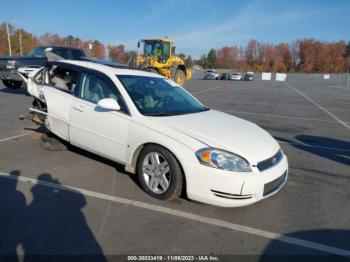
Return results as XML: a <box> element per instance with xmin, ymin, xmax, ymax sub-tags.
<box><xmin>24</xmin><ymin>67</ymin><xmax>45</xmax><ymax>102</ymax></box>
<box><xmin>41</xmin><ymin>63</ymin><xmax>80</xmax><ymax>141</ymax></box>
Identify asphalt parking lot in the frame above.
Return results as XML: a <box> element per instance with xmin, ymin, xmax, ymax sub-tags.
<box><xmin>0</xmin><ymin>73</ymin><xmax>349</xmax><ymax>261</ymax></box>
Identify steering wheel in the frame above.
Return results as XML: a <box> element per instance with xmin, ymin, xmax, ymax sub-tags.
<box><xmin>155</xmin><ymin>96</ymin><xmax>174</xmax><ymax>108</ymax></box>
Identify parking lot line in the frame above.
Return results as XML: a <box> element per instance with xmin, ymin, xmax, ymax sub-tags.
<box><xmin>1</xmin><ymin>171</ymin><xmax>350</xmax><ymax>257</ymax></box>
<box><xmin>219</xmin><ymin>109</ymin><xmax>342</xmax><ymax>123</ymax></box>
<box><xmin>278</xmin><ymin>140</ymin><xmax>350</xmax><ymax>152</ymax></box>
<box><xmin>200</xmin><ymin>98</ymin><xmax>350</xmax><ymax>112</ymax></box>
<box><xmin>285</xmin><ymin>82</ymin><xmax>350</xmax><ymax>130</ymax></box>
<box><xmin>191</xmin><ymin>86</ymin><xmax>223</xmax><ymax>95</ymax></box>
<box><xmin>0</xmin><ymin>133</ymin><xmax>31</xmax><ymax>143</ymax></box>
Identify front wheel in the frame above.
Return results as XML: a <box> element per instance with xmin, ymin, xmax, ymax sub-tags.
<box><xmin>2</xmin><ymin>80</ymin><xmax>22</xmax><ymax>89</ymax></box>
<box><xmin>137</xmin><ymin>145</ymin><xmax>183</xmax><ymax>200</ymax></box>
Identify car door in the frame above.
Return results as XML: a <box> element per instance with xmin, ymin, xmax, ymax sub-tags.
<box><xmin>69</xmin><ymin>70</ymin><xmax>130</xmax><ymax>163</ymax></box>
<box><xmin>42</xmin><ymin>64</ymin><xmax>80</xmax><ymax>141</ymax></box>
<box><xmin>25</xmin><ymin>67</ymin><xmax>45</xmax><ymax>101</ymax></box>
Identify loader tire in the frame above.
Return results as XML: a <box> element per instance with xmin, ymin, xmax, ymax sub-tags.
<box><xmin>175</xmin><ymin>70</ymin><xmax>185</xmax><ymax>86</ymax></box>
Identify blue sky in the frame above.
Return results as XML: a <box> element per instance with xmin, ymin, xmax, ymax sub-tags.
<box><xmin>1</xmin><ymin>0</ymin><xmax>349</xmax><ymax>58</ymax></box>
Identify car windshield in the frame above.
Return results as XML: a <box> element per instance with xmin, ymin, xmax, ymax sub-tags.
<box><xmin>26</xmin><ymin>47</ymin><xmax>47</xmax><ymax>57</ymax></box>
<box><xmin>117</xmin><ymin>75</ymin><xmax>209</xmax><ymax>116</ymax></box>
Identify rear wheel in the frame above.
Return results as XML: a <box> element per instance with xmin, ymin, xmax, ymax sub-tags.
<box><xmin>175</xmin><ymin>70</ymin><xmax>185</xmax><ymax>86</ymax></box>
<box><xmin>2</xmin><ymin>80</ymin><xmax>22</xmax><ymax>89</ymax></box>
<box><xmin>137</xmin><ymin>145</ymin><xmax>183</xmax><ymax>200</ymax></box>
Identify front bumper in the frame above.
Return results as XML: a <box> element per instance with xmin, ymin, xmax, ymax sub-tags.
<box><xmin>0</xmin><ymin>68</ymin><xmax>23</xmax><ymax>81</ymax></box>
<box><xmin>183</xmin><ymin>152</ymin><xmax>288</xmax><ymax>207</ymax></box>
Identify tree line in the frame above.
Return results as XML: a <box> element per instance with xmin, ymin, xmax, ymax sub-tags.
<box><xmin>1</xmin><ymin>22</ymin><xmax>349</xmax><ymax>73</ymax></box>
<box><xmin>0</xmin><ymin>22</ymin><xmax>132</xmax><ymax>63</ymax></box>
<box><xmin>197</xmin><ymin>39</ymin><xmax>350</xmax><ymax>73</ymax></box>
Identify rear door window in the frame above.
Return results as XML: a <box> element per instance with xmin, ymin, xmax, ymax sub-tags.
<box><xmin>47</xmin><ymin>65</ymin><xmax>80</xmax><ymax>93</ymax></box>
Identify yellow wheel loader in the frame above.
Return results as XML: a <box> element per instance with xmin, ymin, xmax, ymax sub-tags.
<box><xmin>132</xmin><ymin>38</ymin><xmax>192</xmax><ymax>86</ymax></box>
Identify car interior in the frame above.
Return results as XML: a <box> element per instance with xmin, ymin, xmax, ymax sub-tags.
<box><xmin>47</xmin><ymin>66</ymin><xmax>80</xmax><ymax>92</ymax></box>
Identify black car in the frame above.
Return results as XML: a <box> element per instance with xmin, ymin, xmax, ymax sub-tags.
<box><xmin>219</xmin><ymin>72</ymin><xmax>231</xmax><ymax>80</ymax></box>
<box><xmin>243</xmin><ymin>72</ymin><xmax>254</xmax><ymax>81</ymax></box>
<box><xmin>0</xmin><ymin>46</ymin><xmax>86</xmax><ymax>89</ymax></box>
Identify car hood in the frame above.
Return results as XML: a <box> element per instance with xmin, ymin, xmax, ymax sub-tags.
<box><xmin>153</xmin><ymin>110</ymin><xmax>280</xmax><ymax>164</ymax></box>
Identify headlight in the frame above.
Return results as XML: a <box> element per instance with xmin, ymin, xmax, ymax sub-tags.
<box><xmin>196</xmin><ymin>148</ymin><xmax>252</xmax><ymax>172</ymax></box>
<box><xmin>6</xmin><ymin>60</ymin><xmax>16</xmax><ymax>69</ymax></box>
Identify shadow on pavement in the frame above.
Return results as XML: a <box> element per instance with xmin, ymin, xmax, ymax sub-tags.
<box><xmin>276</xmin><ymin>135</ymin><xmax>350</xmax><ymax>166</ymax></box>
<box><xmin>260</xmin><ymin>229</ymin><xmax>350</xmax><ymax>262</ymax></box>
<box><xmin>0</xmin><ymin>170</ymin><xmax>107</xmax><ymax>261</ymax></box>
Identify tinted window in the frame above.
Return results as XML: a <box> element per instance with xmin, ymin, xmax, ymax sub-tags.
<box><xmin>71</xmin><ymin>49</ymin><xmax>84</xmax><ymax>59</ymax></box>
<box><xmin>78</xmin><ymin>72</ymin><xmax>125</xmax><ymax>111</ymax></box>
<box><xmin>52</xmin><ymin>48</ymin><xmax>71</xmax><ymax>59</ymax></box>
<box><xmin>117</xmin><ymin>75</ymin><xmax>208</xmax><ymax>116</ymax></box>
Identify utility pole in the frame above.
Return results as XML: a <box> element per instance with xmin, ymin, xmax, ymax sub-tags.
<box><xmin>19</xmin><ymin>29</ymin><xmax>23</xmax><ymax>56</ymax></box>
<box><xmin>6</xmin><ymin>22</ymin><xmax>12</xmax><ymax>56</ymax></box>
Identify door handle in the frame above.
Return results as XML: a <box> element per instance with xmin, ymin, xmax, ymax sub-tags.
<box><xmin>72</xmin><ymin>105</ymin><xmax>84</xmax><ymax>112</ymax></box>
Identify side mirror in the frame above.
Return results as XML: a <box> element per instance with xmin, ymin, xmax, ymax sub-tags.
<box><xmin>97</xmin><ymin>98</ymin><xmax>121</xmax><ymax>111</ymax></box>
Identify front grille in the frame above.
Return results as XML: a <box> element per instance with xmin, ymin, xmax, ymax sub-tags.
<box><xmin>257</xmin><ymin>150</ymin><xmax>283</xmax><ymax>172</ymax></box>
<box><xmin>263</xmin><ymin>171</ymin><xmax>287</xmax><ymax>196</ymax></box>
<box><xmin>210</xmin><ymin>189</ymin><xmax>252</xmax><ymax>200</ymax></box>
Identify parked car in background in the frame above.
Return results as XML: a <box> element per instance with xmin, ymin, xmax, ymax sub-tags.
<box><xmin>26</xmin><ymin>60</ymin><xmax>288</xmax><ymax>207</ymax></box>
<box><xmin>0</xmin><ymin>46</ymin><xmax>86</xmax><ymax>89</ymax></box>
<box><xmin>204</xmin><ymin>69</ymin><xmax>219</xmax><ymax>80</ymax></box>
<box><xmin>244</xmin><ymin>72</ymin><xmax>254</xmax><ymax>81</ymax></box>
<box><xmin>219</xmin><ymin>72</ymin><xmax>231</xmax><ymax>80</ymax></box>
<box><xmin>231</xmin><ymin>72</ymin><xmax>243</xmax><ymax>81</ymax></box>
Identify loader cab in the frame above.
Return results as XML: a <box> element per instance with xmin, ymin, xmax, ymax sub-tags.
<box><xmin>138</xmin><ymin>39</ymin><xmax>173</xmax><ymax>62</ymax></box>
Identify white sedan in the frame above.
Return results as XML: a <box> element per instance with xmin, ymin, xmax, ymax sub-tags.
<box><xmin>27</xmin><ymin>60</ymin><xmax>288</xmax><ymax>207</ymax></box>
<box><xmin>231</xmin><ymin>72</ymin><xmax>243</xmax><ymax>81</ymax></box>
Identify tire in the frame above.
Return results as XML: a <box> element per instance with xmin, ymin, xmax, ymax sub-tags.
<box><xmin>175</xmin><ymin>70</ymin><xmax>186</xmax><ymax>86</ymax></box>
<box><xmin>137</xmin><ymin>145</ymin><xmax>183</xmax><ymax>200</ymax></box>
<box><xmin>2</xmin><ymin>80</ymin><xmax>22</xmax><ymax>89</ymax></box>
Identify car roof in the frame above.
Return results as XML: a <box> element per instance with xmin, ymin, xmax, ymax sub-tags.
<box><xmin>37</xmin><ymin>46</ymin><xmax>83</xmax><ymax>51</ymax></box>
<box><xmin>49</xmin><ymin>60</ymin><xmax>163</xmax><ymax>77</ymax></box>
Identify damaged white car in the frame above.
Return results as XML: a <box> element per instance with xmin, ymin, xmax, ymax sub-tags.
<box><xmin>27</xmin><ymin>60</ymin><xmax>288</xmax><ymax>207</ymax></box>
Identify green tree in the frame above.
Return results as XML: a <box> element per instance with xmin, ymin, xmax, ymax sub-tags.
<box><xmin>108</xmin><ymin>44</ymin><xmax>126</xmax><ymax>63</ymax></box>
<box><xmin>185</xmin><ymin>55</ymin><xmax>193</xmax><ymax>68</ymax></box>
<box><xmin>178</xmin><ymin>53</ymin><xmax>186</xmax><ymax>60</ymax></box>
<box><xmin>207</xmin><ymin>49</ymin><xmax>216</xmax><ymax>68</ymax></box>
<box><xmin>199</xmin><ymin>54</ymin><xmax>208</xmax><ymax>68</ymax></box>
